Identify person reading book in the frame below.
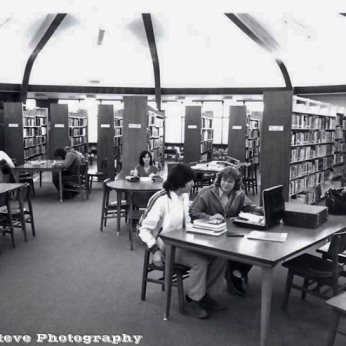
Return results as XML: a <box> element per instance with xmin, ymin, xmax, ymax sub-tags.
<box><xmin>190</xmin><ymin>166</ymin><xmax>263</xmax><ymax>296</ymax></box>
<box><xmin>138</xmin><ymin>163</ymin><xmax>227</xmax><ymax>319</ymax></box>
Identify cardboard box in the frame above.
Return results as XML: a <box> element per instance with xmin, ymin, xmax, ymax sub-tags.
<box><xmin>283</xmin><ymin>203</ymin><xmax>328</xmax><ymax>228</ymax></box>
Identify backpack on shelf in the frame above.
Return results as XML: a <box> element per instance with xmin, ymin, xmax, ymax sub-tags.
<box><xmin>325</xmin><ymin>188</ymin><xmax>346</xmax><ymax>215</ymax></box>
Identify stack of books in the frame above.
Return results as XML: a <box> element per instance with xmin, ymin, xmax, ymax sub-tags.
<box><xmin>187</xmin><ymin>218</ymin><xmax>227</xmax><ymax>236</ymax></box>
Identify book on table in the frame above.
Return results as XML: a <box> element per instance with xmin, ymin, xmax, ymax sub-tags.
<box><xmin>247</xmin><ymin>230</ymin><xmax>287</xmax><ymax>243</ymax></box>
<box><xmin>186</xmin><ymin>218</ymin><xmax>227</xmax><ymax>236</ymax></box>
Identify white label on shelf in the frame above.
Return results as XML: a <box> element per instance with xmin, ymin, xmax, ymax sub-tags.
<box><xmin>129</xmin><ymin>123</ymin><xmax>141</xmax><ymax>129</ymax></box>
<box><xmin>188</xmin><ymin>125</ymin><xmax>197</xmax><ymax>129</ymax></box>
<box><xmin>232</xmin><ymin>125</ymin><xmax>242</xmax><ymax>130</ymax></box>
<box><xmin>55</xmin><ymin>124</ymin><xmax>64</xmax><ymax>128</ymax></box>
<box><xmin>8</xmin><ymin>123</ymin><xmax>18</xmax><ymax>127</ymax></box>
<box><xmin>269</xmin><ymin>125</ymin><xmax>283</xmax><ymax>131</ymax></box>
<box><xmin>100</xmin><ymin>124</ymin><xmax>110</xmax><ymax>128</ymax></box>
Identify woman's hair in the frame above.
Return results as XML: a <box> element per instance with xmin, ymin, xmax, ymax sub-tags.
<box><xmin>0</xmin><ymin>162</ymin><xmax>16</xmax><ymax>183</ymax></box>
<box><xmin>139</xmin><ymin>150</ymin><xmax>153</xmax><ymax>166</ymax></box>
<box><xmin>54</xmin><ymin>147</ymin><xmax>66</xmax><ymax>160</ymax></box>
<box><xmin>163</xmin><ymin>163</ymin><xmax>196</xmax><ymax>194</ymax></box>
<box><xmin>214</xmin><ymin>166</ymin><xmax>242</xmax><ymax>191</ymax></box>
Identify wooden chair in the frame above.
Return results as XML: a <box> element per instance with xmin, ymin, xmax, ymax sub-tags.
<box><xmin>63</xmin><ymin>164</ymin><xmax>89</xmax><ymax>200</ymax></box>
<box><xmin>100</xmin><ymin>178</ymin><xmax>127</xmax><ymax>232</ymax></box>
<box><xmin>18</xmin><ymin>172</ymin><xmax>35</xmax><ymax>196</ymax></box>
<box><xmin>128</xmin><ymin>191</ymin><xmax>156</xmax><ymax>250</ymax></box>
<box><xmin>242</xmin><ymin>163</ymin><xmax>258</xmax><ymax>195</ymax></box>
<box><xmin>88</xmin><ymin>158</ymin><xmax>107</xmax><ymax>190</ymax></box>
<box><xmin>282</xmin><ymin>232</ymin><xmax>346</xmax><ymax>309</ymax></box>
<box><xmin>326</xmin><ymin>291</ymin><xmax>346</xmax><ymax>346</ymax></box>
<box><xmin>0</xmin><ymin>191</ymin><xmax>15</xmax><ymax>248</ymax></box>
<box><xmin>141</xmin><ymin>247</ymin><xmax>190</xmax><ymax>314</ymax></box>
<box><xmin>0</xmin><ymin>184</ymin><xmax>34</xmax><ymax>242</ymax></box>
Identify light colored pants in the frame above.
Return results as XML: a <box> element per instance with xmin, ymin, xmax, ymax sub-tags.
<box><xmin>175</xmin><ymin>249</ymin><xmax>227</xmax><ymax>301</ymax></box>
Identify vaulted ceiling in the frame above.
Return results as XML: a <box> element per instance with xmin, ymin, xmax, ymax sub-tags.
<box><xmin>1</xmin><ymin>8</ymin><xmax>346</xmax><ymax>100</ymax></box>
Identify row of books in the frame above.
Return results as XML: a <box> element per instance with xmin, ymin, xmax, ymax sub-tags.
<box><xmin>23</xmin><ymin>127</ymin><xmax>47</xmax><ymax>137</ymax></box>
<box><xmin>291</xmin><ymin>130</ymin><xmax>335</xmax><ymax>145</ymax></box>
<box><xmin>291</xmin><ymin>114</ymin><xmax>336</xmax><ymax>129</ymax></box>
<box><xmin>291</xmin><ymin>144</ymin><xmax>334</xmax><ymax>163</ymax></box>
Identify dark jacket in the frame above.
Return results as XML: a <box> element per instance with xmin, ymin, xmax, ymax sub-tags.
<box><xmin>190</xmin><ymin>185</ymin><xmax>261</xmax><ymax>220</ymax></box>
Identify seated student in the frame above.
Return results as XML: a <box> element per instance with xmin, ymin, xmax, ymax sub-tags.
<box><xmin>132</xmin><ymin>150</ymin><xmax>158</xmax><ymax>177</ymax></box>
<box><xmin>138</xmin><ymin>163</ymin><xmax>227</xmax><ymax>319</ymax></box>
<box><xmin>52</xmin><ymin>147</ymin><xmax>81</xmax><ymax>198</ymax></box>
<box><xmin>64</xmin><ymin>146</ymin><xmax>86</xmax><ymax>165</ymax></box>
<box><xmin>190</xmin><ymin>166</ymin><xmax>263</xmax><ymax>296</ymax></box>
<box><xmin>0</xmin><ymin>159</ymin><xmax>16</xmax><ymax>183</ymax></box>
<box><xmin>0</xmin><ymin>151</ymin><xmax>15</xmax><ymax>168</ymax></box>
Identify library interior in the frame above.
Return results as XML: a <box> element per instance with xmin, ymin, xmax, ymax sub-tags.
<box><xmin>1</xmin><ymin>7</ymin><xmax>346</xmax><ymax>346</ymax></box>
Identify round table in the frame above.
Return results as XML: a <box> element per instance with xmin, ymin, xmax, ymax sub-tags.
<box><xmin>106</xmin><ymin>179</ymin><xmax>163</xmax><ymax>235</ymax></box>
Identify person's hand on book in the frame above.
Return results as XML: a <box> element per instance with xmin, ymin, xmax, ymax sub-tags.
<box><xmin>209</xmin><ymin>214</ymin><xmax>225</xmax><ymax>222</ymax></box>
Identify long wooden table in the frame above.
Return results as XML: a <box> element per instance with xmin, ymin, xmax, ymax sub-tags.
<box><xmin>13</xmin><ymin>160</ymin><xmax>64</xmax><ymax>202</ymax></box>
<box><xmin>160</xmin><ymin>216</ymin><xmax>346</xmax><ymax>346</ymax></box>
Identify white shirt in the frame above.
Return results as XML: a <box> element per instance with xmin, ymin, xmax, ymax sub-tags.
<box><xmin>138</xmin><ymin>190</ymin><xmax>192</xmax><ymax>253</ymax></box>
<box><xmin>0</xmin><ymin>151</ymin><xmax>14</xmax><ymax>168</ymax></box>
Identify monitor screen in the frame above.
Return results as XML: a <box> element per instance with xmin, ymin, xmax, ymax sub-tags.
<box><xmin>262</xmin><ymin>185</ymin><xmax>285</xmax><ymax>226</ymax></box>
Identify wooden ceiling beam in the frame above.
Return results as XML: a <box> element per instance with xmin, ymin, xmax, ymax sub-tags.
<box><xmin>21</xmin><ymin>13</ymin><xmax>67</xmax><ymax>104</ymax></box>
<box><xmin>142</xmin><ymin>13</ymin><xmax>162</xmax><ymax>110</ymax></box>
<box><xmin>225</xmin><ymin>13</ymin><xmax>292</xmax><ymax>89</ymax></box>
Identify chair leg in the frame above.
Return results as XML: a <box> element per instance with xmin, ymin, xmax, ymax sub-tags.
<box><xmin>327</xmin><ymin>310</ymin><xmax>340</xmax><ymax>346</ymax></box>
<box><xmin>129</xmin><ymin>221</ymin><xmax>134</xmax><ymax>251</ymax></box>
<box><xmin>301</xmin><ymin>278</ymin><xmax>309</xmax><ymax>300</ymax></box>
<box><xmin>141</xmin><ymin>250</ymin><xmax>150</xmax><ymax>301</ymax></box>
<box><xmin>176</xmin><ymin>272</ymin><xmax>185</xmax><ymax>314</ymax></box>
<box><xmin>283</xmin><ymin>271</ymin><xmax>294</xmax><ymax>309</ymax></box>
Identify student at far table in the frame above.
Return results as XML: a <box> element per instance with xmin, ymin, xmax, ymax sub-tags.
<box><xmin>190</xmin><ymin>166</ymin><xmax>263</xmax><ymax>296</ymax></box>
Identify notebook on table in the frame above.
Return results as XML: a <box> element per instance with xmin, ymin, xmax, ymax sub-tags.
<box><xmin>233</xmin><ymin>185</ymin><xmax>285</xmax><ymax>230</ymax></box>
<box><xmin>187</xmin><ymin>218</ymin><xmax>228</xmax><ymax>236</ymax></box>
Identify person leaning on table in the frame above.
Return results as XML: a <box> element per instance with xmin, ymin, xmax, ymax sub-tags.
<box><xmin>51</xmin><ymin>147</ymin><xmax>81</xmax><ymax>198</ymax></box>
<box><xmin>137</xmin><ymin>163</ymin><xmax>227</xmax><ymax>319</ymax></box>
<box><xmin>190</xmin><ymin>166</ymin><xmax>263</xmax><ymax>296</ymax></box>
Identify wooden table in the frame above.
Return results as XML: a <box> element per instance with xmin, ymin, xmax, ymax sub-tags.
<box><xmin>0</xmin><ymin>183</ymin><xmax>27</xmax><ymax>242</ymax></box>
<box><xmin>160</xmin><ymin>216</ymin><xmax>346</xmax><ymax>346</ymax></box>
<box><xmin>190</xmin><ymin>161</ymin><xmax>251</xmax><ymax>174</ymax></box>
<box><xmin>106</xmin><ymin>179</ymin><xmax>163</xmax><ymax>234</ymax></box>
<box><xmin>13</xmin><ymin>160</ymin><xmax>64</xmax><ymax>202</ymax></box>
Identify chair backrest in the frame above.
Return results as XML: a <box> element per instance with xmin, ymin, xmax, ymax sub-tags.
<box><xmin>327</xmin><ymin>232</ymin><xmax>346</xmax><ymax>259</ymax></box>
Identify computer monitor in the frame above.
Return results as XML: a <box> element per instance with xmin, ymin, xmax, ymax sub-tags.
<box><xmin>263</xmin><ymin>185</ymin><xmax>285</xmax><ymax>227</ymax></box>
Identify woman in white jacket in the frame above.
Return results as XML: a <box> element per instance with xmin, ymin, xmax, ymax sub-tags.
<box><xmin>138</xmin><ymin>163</ymin><xmax>226</xmax><ymax>319</ymax></box>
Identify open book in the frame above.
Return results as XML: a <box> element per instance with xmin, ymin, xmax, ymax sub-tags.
<box><xmin>247</xmin><ymin>231</ymin><xmax>287</xmax><ymax>243</ymax></box>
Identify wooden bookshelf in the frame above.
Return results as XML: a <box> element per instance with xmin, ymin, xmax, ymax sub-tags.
<box><xmin>148</xmin><ymin>106</ymin><xmax>165</xmax><ymax>170</ymax></box>
<box><xmin>69</xmin><ymin>110</ymin><xmax>88</xmax><ymax>156</ymax></box>
<box><xmin>97</xmin><ymin>104</ymin><xmax>116</xmax><ymax>179</ymax></box>
<box><xmin>183</xmin><ymin>106</ymin><xmax>213</xmax><ymax>163</ymax></box>
<box><xmin>122</xmin><ymin>96</ymin><xmax>148</xmax><ymax>175</ymax></box>
<box><xmin>2</xmin><ymin>102</ymin><xmax>24</xmax><ymax>165</ymax></box>
<box><xmin>289</xmin><ymin>97</ymin><xmax>338</xmax><ymax>204</ymax></box>
<box><xmin>227</xmin><ymin>105</ymin><xmax>247</xmax><ymax>162</ymax></box>
<box><xmin>246</xmin><ymin>117</ymin><xmax>260</xmax><ymax>164</ymax></box>
<box><xmin>114</xmin><ymin>109</ymin><xmax>123</xmax><ymax>171</ymax></box>
<box><xmin>260</xmin><ymin>90</ymin><xmax>293</xmax><ymax>202</ymax></box>
<box><xmin>48</xmin><ymin>104</ymin><xmax>69</xmax><ymax>159</ymax></box>
<box><xmin>23</xmin><ymin>108</ymin><xmax>48</xmax><ymax>162</ymax></box>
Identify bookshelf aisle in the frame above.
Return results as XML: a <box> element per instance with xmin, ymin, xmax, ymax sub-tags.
<box><xmin>114</xmin><ymin>109</ymin><xmax>123</xmax><ymax>171</ymax></box>
<box><xmin>69</xmin><ymin>110</ymin><xmax>88</xmax><ymax>156</ymax></box>
<box><xmin>23</xmin><ymin>108</ymin><xmax>48</xmax><ymax>162</ymax></box>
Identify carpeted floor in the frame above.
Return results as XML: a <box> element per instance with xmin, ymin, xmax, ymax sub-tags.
<box><xmin>0</xmin><ymin>180</ymin><xmax>345</xmax><ymax>346</ymax></box>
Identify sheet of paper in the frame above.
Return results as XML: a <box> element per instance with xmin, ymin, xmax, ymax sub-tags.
<box><xmin>247</xmin><ymin>231</ymin><xmax>287</xmax><ymax>243</ymax></box>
